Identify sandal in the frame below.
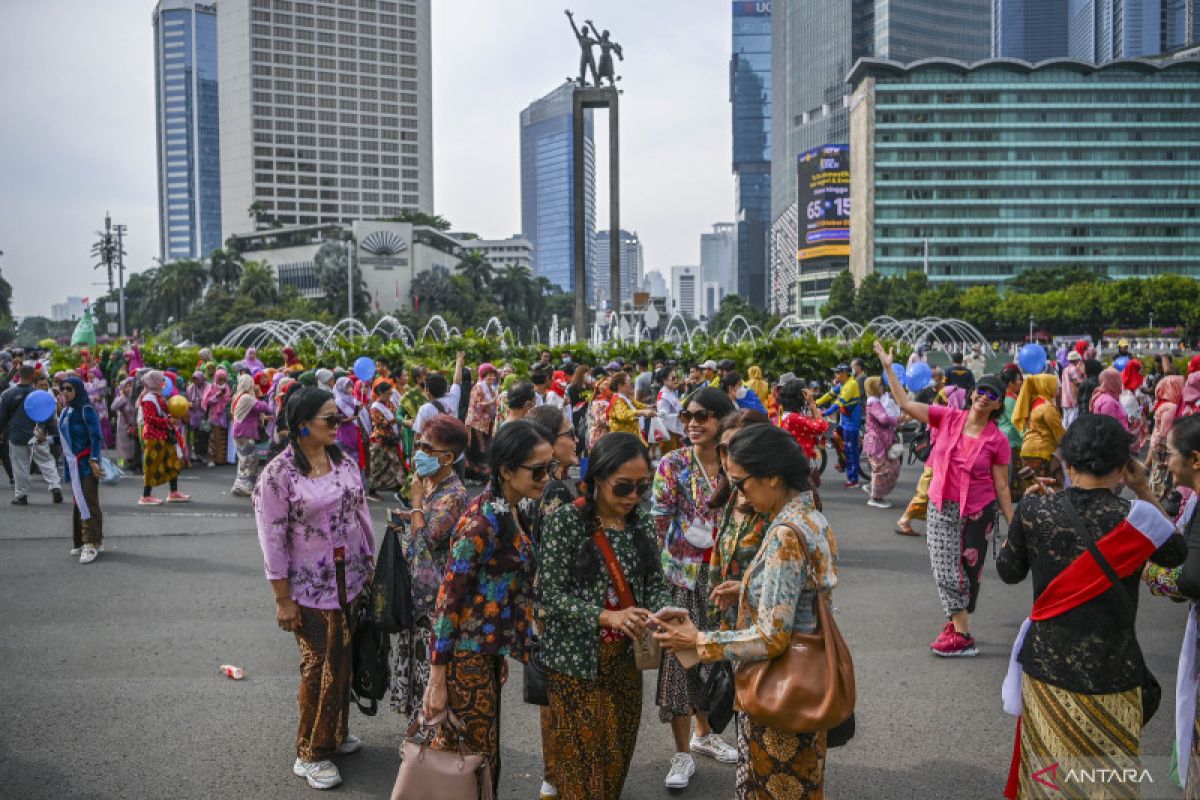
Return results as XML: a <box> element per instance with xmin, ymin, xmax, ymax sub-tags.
<box><xmin>894</xmin><ymin>521</ymin><xmax>919</xmax><ymax>536</ymax></box>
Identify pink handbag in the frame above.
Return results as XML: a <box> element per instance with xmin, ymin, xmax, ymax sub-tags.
<box><xmin>390</xmin><ymin>711</ymin><xmax>493</xmax><ymax>800</ymax></box>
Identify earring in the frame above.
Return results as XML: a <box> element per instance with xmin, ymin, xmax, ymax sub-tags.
<box><xmin>300</xmin><ymin>426</ymin><xmax>310</xmax><ymax>437</ymax></box>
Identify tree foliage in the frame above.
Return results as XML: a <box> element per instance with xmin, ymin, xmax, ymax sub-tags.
<box><xmin>821</xmin><ymin>268</ymin><xmax>1200</xmax><ymax>339</ymax></box>
<box><xmin>312</xmin><ymin>241</ymin><xmax>370</xmax><ymax>318</ymax></box>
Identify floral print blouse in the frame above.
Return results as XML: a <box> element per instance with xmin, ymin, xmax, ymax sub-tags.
<box><xmin>652</xmin><ymin>446</ymin><xmax>721</xmax><ymax>591</ymax></box>
<box><xmin>709</xmin><ymin>499</ymin><xmax>768</xmax><ymax>629</ymax></box>
<box><xmin>253</xmin><ymin>445</ymin><xmax>376</xmax><ymax>610</ymax></box>
<box><xmin>697</xmin><ymin>492</ymin><xmax>838</xmax><ymax>665</ymax></box>
<box><xmin>538</xmin><ymin>503</ymin><xmax>673</xmax><ymax>679</ymax></box>
<box><xmin>429</xmin><ymin>490</ymin><xmax>536</xmax><ymax>665</ymax></box>
<box><xmin>465</xmin><ymin>381</ymin><xmax>498</xmax><ymax>434</ymax></box>
<box><xmin>369</xmin><ymin>403</ymin><xmax>397</xmax><ymax>445</ymax></box>
<box><xmin>400</xmin><ymin>473</ymin><xmax>469</xmax><ymax>620</ymax></box>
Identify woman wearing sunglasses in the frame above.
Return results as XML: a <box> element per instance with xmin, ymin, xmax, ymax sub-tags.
<box><xmin>253</xmin><ymin>387</ymin><xmax>376</xmax><ymax>790</ymax></box>
<box><xmin>877</xmin><ymin>342</ymin><xmax>1014</xmax><ymax>658</ymax></box>
<box><xmin>651</xmin><ymin>386</ymin><xmax>739</xmax><ymax>788</ymax></box>
<box><xmin>654</xmin><ymin>423</ymin><xmax>837</xmax><ymax>800</ymax></box>
<box><xmin>538</xmin><ymin>432</ymin><xmax>673</xmax><ymax>800</ymax></box>
<box><xmin>422</xmin><ymin>419</ymin><xmax>555</xmax><ymax>794</ymax></box>
<box><xmin>388</xmin><ymin>414</ymin><xmax>469</xmax><ymax>723</ymax></box>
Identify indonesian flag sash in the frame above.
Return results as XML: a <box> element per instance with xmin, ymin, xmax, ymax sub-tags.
<box><xmin>1002</xmin><ymin>499</ymin><xmax>1176</xmax><ymax>800</ymax></box>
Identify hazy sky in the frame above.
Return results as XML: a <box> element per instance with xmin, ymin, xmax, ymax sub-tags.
<box><xmin>0</xmin><ymin>1</ymin><xmax>734</xmax><ymax>317</ymax></box>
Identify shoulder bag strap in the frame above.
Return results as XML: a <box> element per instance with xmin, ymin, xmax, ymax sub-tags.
<box><xmin>1056</xmin><ymin>492</ymin><xmax>1137</xmax><ymax>624</ymax></box>
<box><xmin>775</xmin><ymin>520</ymin><xmax>817</xmax><ymax>591</ymax></box>
<box><xmin>593</xmin><ymin>529</ymin><xmax>637</xmax><ymax>609</ymax></box>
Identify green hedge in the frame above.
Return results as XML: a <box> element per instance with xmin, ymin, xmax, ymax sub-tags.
<box><xmin>50</xmin><ymin>332</ymin><xmax>904</xmax><ymax>384</ymax></box>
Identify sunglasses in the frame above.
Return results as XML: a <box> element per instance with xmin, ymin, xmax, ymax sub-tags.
<box><xmin>975</xmin><ymin>388</ymin><xmax>1000</xmax><ymax>403</ymax></box>
<box><xmin>415</xmin><ymin>441</ymin><xmax>453</xmax><ymax>456</ymax></box>
<box><xmin>679</xmin><ymin>409</ymin><xmax>716</xmax><ymax>425</ymax></box>
<box><xmin>318</xmin><ymin>413</ymin><xmax>343</xmax><ymax>428</ymax></box>
<box><xmin>557</xmin><ymin>429</ymin><xmax>576</xmax><ymax>441</ymax></box>
<box><xmin>610</xmin><ymin>478</ymin><xmax>652</xmax><ymax>498</ymax></box>
<box><xmin>728</xmin><ymin>474</ymin><xmax>753</xmax><ymax>494</ymax></box>
<box><xmin>515</xmin><ymin>460</ymin><xmax>559</xmax><ymax>482</ymax></box>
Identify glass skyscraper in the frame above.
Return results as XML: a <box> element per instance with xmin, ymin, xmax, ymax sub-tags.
<box><xmin>519</xmin><ymin>82</ymin><xmax>596</xmax><ymax>296</ymax></box>
<box><xmin>592</xmin><ymin>229</ymin><xmax>643</xmax><ymax>310</ymax></box>
<box><xmin>154</xmin><ymin>0</ymin><xmax>221</xmax><ymax>262</ymax></box>
<box><xmin>993</xmin><ymin>0</ymin><xmax>1072</xmax><ymax>60</ymax></box>
<box><xmin>731</xmin><ymin>1</ymin><xmax>772</xmax><ymax>308</ymax></box>
<box><xmin>1164</xmin><ymin>0</ymin><xmax>1200</xmax><ymax>50</ymax></box>
<box><xmin>848</xmin><ymin>57</ymin><xmax>1200</xmax><ymax>284</ymax></box>
<box><xmin>1068</xmin><ymin>0</ymin><xmax>1163</xmax><ymax>61</ymax></box>
<box><xmin>769</xmin><ymin>0</ymin><xmax>991</xmax><ymax>313</ymax></box>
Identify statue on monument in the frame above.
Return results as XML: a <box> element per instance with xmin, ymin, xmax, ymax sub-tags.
<box><xmin>565</xmin><ymin>10</ymin><xmax>600</xmax><ymax>86</ymax></box>
<box><xmin>586</xmin><ymin>21</ymin><xmax>623</xmax><ymax>86</ymax></box>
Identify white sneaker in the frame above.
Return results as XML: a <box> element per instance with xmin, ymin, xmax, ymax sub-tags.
<box><xmin>335</xmin><ymin>734</ymin><xmax>362</xmax><ymax>755</ymax></box>
<box><xmin>860</xmin><ymin>483</ymin><xmax>871</xmax><ymax>494</ymax></box>
<box><xmin>292</xmin><ymin>758</ymin><xmax>342</xmax><ymax>790</ymax></box>
<box><xmin>867</xmin><ymin>498</ymin><xmax>894</xmax><ymax>509</ymax></box>
<box><xmin>79</xmin><ymin>545</ymin><xmax>99</xmax><ymax>565</ymax></box>
<box><xmin>665</xmin><ymin>752</ymin><xmax>696</xmax><ymax>788</ymax></box>
<box><xmin>539</xmin><ymin>779</ymin><xmax>559</xmax><ymax>799</ymax></box>
<box><xmin>690</xmin><ymin>733</ymin><xmax>738</xmax><ymax>764</ymax></box>
<box><xmin>70</xmin><ymin>547</ymin><xmax>81</xmax><ymax>556</ymax></box>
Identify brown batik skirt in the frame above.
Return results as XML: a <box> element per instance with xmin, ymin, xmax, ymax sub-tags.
<box><xmin>546</xmin><ymin>641</ymin><xmax>642</xmax><ymax>800</ymax></box>
<box><xmin>737</xmin><ymin>712</ymin><xmax>827</xmax><ymax>799</ymax></box>
<box><xmin>294</xmin><ymin>605</ymin><xmax>353</xmax><ymax>762</ymax></box>
<box><xmin>429</xmin><ymin>652</ymin><xmax>503</xmax><ymax>795</ymax></box>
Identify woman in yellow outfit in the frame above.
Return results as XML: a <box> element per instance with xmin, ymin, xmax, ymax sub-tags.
<box><xmin>607</xmin><ymin>372</ymin><xmax>656</xmax><ymax>441</ymax></box>
<box><xmin>1011</xmin><ymin>373</ymin><xmax>1065</xmax><ymax>491</ymax></box>
<box><xmin>745</xmin><ymin>366</ymin><xmax>769</xmax><ymax>405</ymax></box>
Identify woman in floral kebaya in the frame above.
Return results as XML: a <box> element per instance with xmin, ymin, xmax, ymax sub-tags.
<box><xmin>253</xmin><ymin>387</ymin><xmax>375</xmax><ymax>791</ymax></box>
<box><xmin>421</xmin><ymin>420</ymin><xmax>555</xmax><ymax>795</ymax></box>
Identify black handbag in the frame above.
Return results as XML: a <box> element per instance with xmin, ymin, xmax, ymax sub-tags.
<box><xmin>1058</xmin><ymin>494</ymin><xmax>1161</xmax><ymax>723</ymax></box>
<box><xmin>523</xmin><ymin>636</ymin><xmax>550</xmax><ymax>706</ymax></box>
<box><xmin>372</xmin><ymin>513</ymin><xmax>415</xmax><ymax>633</ymax></box>
<box><xmin>909</xmin><ymin>426</ymin><xmax>933</xmax><ymax>463</ymax></box>
<box><xmin>699</xmin><ymin>660</ymin><xmax>734</xmax><ymax>734</ymax></box>
<box><xmin>335</xmin><ymin>550</ymin><xmax>392</xmax><ymax>717</ymax></box>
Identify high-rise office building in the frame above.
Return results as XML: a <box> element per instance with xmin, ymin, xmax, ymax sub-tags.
<box><xmin>1068</xmin><ymin>0</ymin><xmax>1162</xmax><ymax>61</ymax></box>
<box><xmin>154</xmin><ymin>0</ymin><xmax>222</xmax><ymax>261</ymax></box>
<box><xmin>700</xmin><ymin>223</ymin><xmax>736</xmax><ymax>300</ymax></box>
<box><xmin>643</xmin><ymin>270</ymin><xmax>668</xmax><ymax>299</ymax></box>
<box><xmin>671</xmin><ymin>265</ymin><xmax>700</xmax><ymax>319</ymax></box>
<box><xmin>769</xmin><ymin>0</ymin><xmax>991</xmax><ymax>315</ymax></box>
<box><xmin>1164</xmin><ymin>0</ymin><xmax>1200</xmax><ymax>50</ymax></box>
<box><xmin>520</xmin><ymin>82</ymin><xmax>596</xmax><ymax>297</ymax></box>
<box><xmin>731</xmin><ymin>1</ymin><xmax>772</xmax><ymax>307</ymax></box>
<box><xmin>592</xmin><ymin>229</ymin><xmax>643</xmax><ymax>309</ymax></box>
<box><xmin>992</xmin><ymin>0</ymin><xmax>1072</xmax><ymax>59</ymax></box>
<box><xmin>217</xmin><ymin>0</ymin><xmax>433</xmax><ymax>240</ymax></box>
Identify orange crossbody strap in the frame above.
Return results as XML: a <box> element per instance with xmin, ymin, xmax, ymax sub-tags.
<box><xmin>592</xmin><ymin>530</ymin><xmax>637</xmax><ymax>609</ymax></box>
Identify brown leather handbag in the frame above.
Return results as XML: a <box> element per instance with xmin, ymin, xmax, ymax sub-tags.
<box><xmin>734</xmin><ymin>521</ymin><xmax>855</xmax><ymax>733</ymax></box>
<box><xmin>390</xmin><ymin>711</ymin><xmax>493</xmax><ymax>800</ymax></box>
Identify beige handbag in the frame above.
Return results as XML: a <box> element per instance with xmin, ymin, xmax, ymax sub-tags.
<box><xmin>593</xmin><ymin>528</ymin><xmax>663</xmax><ymax>671</ymax></box>
<box><xmin>390</xmin><ymin>711</ymin><xmax>493</xmax><ymax>800</ymax></box>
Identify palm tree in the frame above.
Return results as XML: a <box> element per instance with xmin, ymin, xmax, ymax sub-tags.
<box><xmin>493</xmin><ymin>263</ymin><xmax>532</xmax><ymax>317</ymax></box>
<box><xmin>455</xmin><ymin>249</ymin><xmax>495</xmax><ymax>295</ymax></box>
<box><xmin>239</xmin><ymin>260</ymin><xmax>278</xmax><ymax>306</ymax></box>
<box><xmin>411</xmin><ymin>265</ymin><xmax>453</xmax><ymax>314</ymax></box>
<box><xmin>208</xmin><ymin>248</ymin><xmax>243</xmax><ymax>289</ymax></box>
<box><xmin>150</xmin><ymin>259</ymin><xmax>208</xmax><ymax>324</ymax></box>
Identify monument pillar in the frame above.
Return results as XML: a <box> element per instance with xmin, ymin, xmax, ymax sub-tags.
<box><xmin>572</xmin><ymin>85</ymin><xmax>620</xmax><ymax>338</ymax></box>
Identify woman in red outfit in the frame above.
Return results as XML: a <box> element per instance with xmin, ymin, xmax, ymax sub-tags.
<box><xmin>138</xmin><ymin>370</ymin><xmax>190</xmax><ymax>506</ymax></box>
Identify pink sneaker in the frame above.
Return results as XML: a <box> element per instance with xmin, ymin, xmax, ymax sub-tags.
<box><xmin>166</xmin><ymin>491</ymin><xmax>191</xmax><ymax>503</ymax></box>
<box><xmin>138</xmin><ymin>495</ymin><xmax>164</xmax><ymax>506</ymax></box>
<box><xmin>929</xmin><ymin>621</ymin><xmax>955</xmax><ymax>650</ymax></box>
<box><xmin>931</xmin><ymin>629</ymin><xmax>979</xmax><ymax>658</ymax></box>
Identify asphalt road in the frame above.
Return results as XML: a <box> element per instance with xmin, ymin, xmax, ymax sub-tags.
<box><xmin>0</xmin><ymin>459</ymin><xmax>1189</xmax><ymax>799</ymax></box>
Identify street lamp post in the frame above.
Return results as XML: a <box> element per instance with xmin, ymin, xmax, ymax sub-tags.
<box><xmin>1028</xmin><ymin>315</ymin><xmax>1034</xmax><ymax>342</ymax></box>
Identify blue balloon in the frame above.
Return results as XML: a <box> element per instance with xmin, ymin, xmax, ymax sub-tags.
<box><xmin>162</xmin><ymin>378</ymin><xmax>177</xmax><ymax>398</ymax></box>
<box><xmin>1018</xmin><ymin>343</ymin><xmax>1047</xmax><ymax>375</ymax></box>
<box><xmin>907</xmin><ymin>362</ymin><xmax>933</xmax><ymax>392</ymax></box>
<box><xmin>23</xmin><ymin>389</ymin><xmax>57</xmax><ymax>423</ymax></box>
<box><xmin>1113</xmin><ymin>355</ymin><xmax>1131</xmax><ymax>372</ymax></box>
<box><xmin>353</xmin><ymin>356</ymin><xmax>376</xmax><ymax>382</ymax></box>
<box><xmin>891</xmin><ymin>363</ymin><xmax>907</xmax><ymax>389</ymax></box>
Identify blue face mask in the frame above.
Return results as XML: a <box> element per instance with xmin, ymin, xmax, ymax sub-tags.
<box><xmin>412</xmin><ymin>450</ymin><xmax>443</xmax><ymax>477</ymax></box>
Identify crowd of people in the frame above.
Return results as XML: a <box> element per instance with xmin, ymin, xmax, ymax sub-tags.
<box><xmin>7</xmin><ymin>336</ymin><xmax>1200</xmax><ymax>798</ymax></box>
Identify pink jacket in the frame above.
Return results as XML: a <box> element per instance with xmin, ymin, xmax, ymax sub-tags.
<box><xmin>1090</xmin><ymin>392</ymin><xmax>1130</xmax><ymax>432</ymax></box>
<box><xmin>925</xmin><ymin>405</ymin><xmax>1010</xmax><ymax>517</ymax></box>
<box><xmin>863</xmin><ymin>399</ymin><xmax>898</xmax><ymax>460</ymax></box>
